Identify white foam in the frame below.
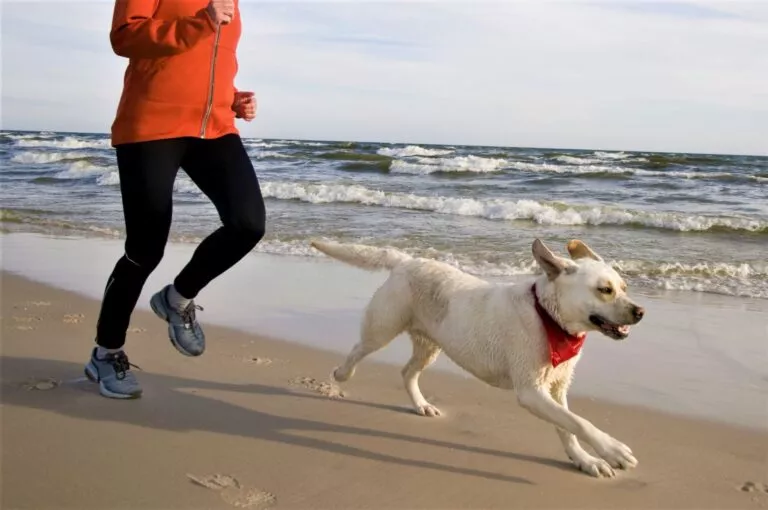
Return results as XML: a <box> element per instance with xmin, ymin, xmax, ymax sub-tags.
<box><xmin>512</xmin><ymin>161</ymin><xmax>624</xmax><ymax>174</ymax></box>
<box><xmin>96</xmin><ymin>171</ymin><xmax>120</xmax><ymax>186</ymax></box>
<box><xmin>4</xmin><ymin>132</ymin><xmax>56</xmax><ymax>140</ymax></box>
<box><xmin>277</xmin><ymin>140</ymin><xmax>328</xmax><ymax>147</ymax></box>
<box><xmin>594</xmin><ymin>151</ymin><xmax>631</xmax><ymax>160</ymax></box>
<box><xmin>15</xmin><ymin>136</ymin><xmax>111</xmax><ymax>150</ymax></box>
<box><xmin>54</xmin><ymin>161</ymin><xmax>115</xmax><ymax>179</ymax></box>
<box><xmin>259</xmin><ymin>180</ymin><xmax>767</xmax><ymax>233</ymax></box>
<box><xmin>251</xmin><ymin>237</ymin><xmax>768</xmax><ymax>298</ymax></box>
<box><xmin>512</xmin><ymin>161</ymin><xmax>759</xmax><ymax>182</ymax></box>
<box><xmin>242</xmin><ymin>141</ymin><xmax>288</xmax><ymax>149</ymax></box>
<box><xmin>554</xmin><ymin>155</ymin><xmax>605</xmax><ymax>165</ymax></box>
<box><xmin>377</xmin><ymin>145</ymin><xmax>454</xmax><ymax>158</ymax></box>
<box><xmin>391</xmin><ymin>155</ymin><xmax>507</xmax><ymax>174</ymax></box>
<box><xmin>11</xmin><ymin>151</ymin><xmax>91</xmax><ymax>164</ymax></box>
<box><xmin>248</xmin><ymin>150</ymin><xmax>291</xmax><ymax>159</ymax></box>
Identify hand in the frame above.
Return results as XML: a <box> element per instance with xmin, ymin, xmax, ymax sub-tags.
<box><xmin>206</xmin><ymin>0</ymin><xmax>234</xmax><ymax>25</ymax></box>
<box><xmin>233</xmin><ymin>91</ymin><xmax>257</xmax><ymax>121</ymax></box>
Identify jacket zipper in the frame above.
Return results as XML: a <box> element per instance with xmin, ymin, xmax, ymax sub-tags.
<box><xmin>200</xmin><ymin>24</ymin><xmax>222</xmax><ymax>138</ymax></box>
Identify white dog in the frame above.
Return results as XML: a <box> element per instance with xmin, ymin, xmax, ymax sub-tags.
<box><xmin>310</xmin><ymin>238</ymin><xmax>646</xmax><ymax>478</ymax></box>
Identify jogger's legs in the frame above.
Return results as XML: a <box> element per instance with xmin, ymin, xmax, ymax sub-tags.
<box><xmin>94</xmin><ymin>134</ymin><xmax>265</xmax><ymax>351</ymax></box>
<box><xmin>174</xmin><ymin>134</ymin><xmax>266</xmax><ymax>299</ymax></box>
<box><xmin>95</xmin><ymin>139</ymin><xmax>186</xmax><ymax>350</ymax></box>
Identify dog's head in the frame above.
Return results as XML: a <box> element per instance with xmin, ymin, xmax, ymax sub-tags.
<box><xmin>531</xmin><ymin>238</ymin><xmax>645</xmax><ymax>340</ymax></box>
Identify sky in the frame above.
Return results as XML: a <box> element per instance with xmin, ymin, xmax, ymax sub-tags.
<box><xmin>1</xmin><ymin>1</ymin><xmax>766</xmax><ymax>155</ymax></box>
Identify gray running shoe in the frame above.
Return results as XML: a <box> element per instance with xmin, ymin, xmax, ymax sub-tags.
<box><xmin>85</xmin><ymin>348</ymin><xmax>142</xmax><ymax>399</ymax></box>
<box><xmin>149</xmin><ymin>285</ymin><xmax>206</xmax><ymax>356</ymax></box>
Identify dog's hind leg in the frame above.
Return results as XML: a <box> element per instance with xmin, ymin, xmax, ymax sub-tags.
<box><xmin>333</xmin><ymin>279</ymin><xmax>410</xmax><ymax>383</ymax></box>
<box><xmin>402</xmin><ymin>333</ymin><xmax>442</xmax><ymax>417</ymax></box>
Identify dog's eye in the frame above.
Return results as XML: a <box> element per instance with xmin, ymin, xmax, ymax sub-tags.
<box><xmin>598</xmin><ymin>286</ymin><xmax>613</xmax><ymax>295</ymax></box>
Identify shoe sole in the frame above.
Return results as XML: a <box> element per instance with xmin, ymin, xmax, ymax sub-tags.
<box><xmin>149</xmin><ymin>292</ymin><xmax>202</xmax><ymax>357</ymax></box>
<box><xmin>84</xmin><ymin>362</ymin><xmax>142</xmax><ymax>400</ymax></box>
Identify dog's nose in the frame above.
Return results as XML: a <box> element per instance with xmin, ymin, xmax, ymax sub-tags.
<box><xmin>633</xmin><ymin>305</ymin><xmax>645</xmax><ymax>321</ymax></box>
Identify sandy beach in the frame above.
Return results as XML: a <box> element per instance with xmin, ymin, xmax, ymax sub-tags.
<box><xmin>2</xmin><ymin>234</ymin><xmax>767</xmax><ymax>509</ymax></box>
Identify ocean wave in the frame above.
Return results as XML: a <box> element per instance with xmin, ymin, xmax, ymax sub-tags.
<box><xmin>54</xmin><ymin>161</ymin><xmax>116</xmax><ymax>179</ymax></box>
<box><xmin>3</xmin><ymin>132</ymin><xmax>57</xmax><ymax>141</ymax></box>
<box><xmin>553</xmin><ymin>155</ymin><xmax>606</xmax><ymax>165</ymax></box>
<box><xmin>249</xmin><ymin>150</ymin><xmax>292</xmax><ymax>160</ymax></box>
<box><xmin>339</xmin><ymin>161</ymin><xmax>391</xmax><ymax>173</ymax></box>
<box><xmin>298</xmin><ymin>236</ymin><xmax>768</xmax><ymax>299</ymax></box>
<box><xmin>275</xmin><ymin>140</ymin><xmax>328</xmax><ymax>147</ymax></box>
<box><xmin>512</xmin><ymin>161</ymin><xmax>764</xmax><ymax>183</ymax></box>
<box><xmin>0</xmin><ymin>208</ymin><xmax>122</xmax><ymax>237</ymax></box>
<box><xmin>259</xmin><ymin>180</ymin><xmax>768</xmax><ymax>233</ymax></box>
<box><xmin>92</xmin><ymin>171</ymin><xmax>202</xmax><ymax>193</ymax></box>
<box><xmin>96</xmin><ymin>171</ymin><xmax>120</xmax><ymax>186</ymax></box>
<box><xmin>14</xmin><ymin>136</ymin><xmax>111</xmax><ymax>150</ymax></box>
<box><xmin>377</xmin><ymin>145</ymin><xmax>454</xmax><ymax>158</ymax></box>
<box><xmin>391</xmin><ymin>155</ymin><xmax>508</xmax><ymax>174</ymax></box>
<box><xmin>11</xmin><ymin>150</ymin><xmax>93</xmax><ymax>165</ymax></box>
<box><xmin>593</xmin><ymin>151</ymin><xmax>631</xmax><ymax>160</ymax></box>
<box><xmin>242</xmin><ymin>140</ymin><xmax>289</xmax><ymax>149</ymax></box>
<box><xmin>2</xmin><ymin>208</ymin><xmax>765</xmax><ymax>299</ymax></box>
<box><xmin>317</xmin><ymin>152</ymin><xmax>392</xmax><ymax>163</ymax></box>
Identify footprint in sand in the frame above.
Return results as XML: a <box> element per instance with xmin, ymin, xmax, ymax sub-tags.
<box><xmin>13</xmin><ymin>301</ymin><xmax>51</xmax><ymax>312</ymax></box>
<box><xmin>63</xmin><ymin>313</ymin><xmax>85</xmax><ymax>324</ymax></box>
<box><xmin>243</xmin><ymin>356</ymin><xmax>274</xmax><ymax>366</ymax></box>
<box><xmin>13</xmin><ymin>316</ymin><xmax>42</xmax><ymax>323</ymax></box>
<box><xmin>187</xmin><ymin>474</ymin><xmax>276</xmax><ymax>508</ymax></box>
<box><xmin>225</xmin><ymin>354</ymin><xmax>282</xmax><ymax>366</ymax></box>
<box><xmin>21</xmin><ymin>377</ymin><xmax>60</xmax><ymax>391</ymax></box>
<box><xmin>127</xmin><ymin>327</ymin><xmax>147</xmax><ymax>334</ymax></box>
<box><xmin>12</xmin><ymin>316</ymin><xmax>42</xmax><ymax>330</ymax></box>
<box><xmin>289</xmin><ymin>376</ymin><xmax>346</xmax><ymax>399</ymax></box>
<box><xmin>27</xmin><ymin>301</ymin><xmax>51</xmax><ymax>307</ymax></box>
<box><xmin>740</xmin><ymin>481</ymin><xmax>768</xmax><ymax>493</ymax></box>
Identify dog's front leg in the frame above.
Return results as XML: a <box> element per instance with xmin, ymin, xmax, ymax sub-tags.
<box><xmin>517</xmin><ymin>385</ymin><xmax>637</xmax><ymax>477</ymax></box>
<box><xmin>550</xmin><ymin>381</ymin><xmax>619</xmax><ymax>477</ymax></box>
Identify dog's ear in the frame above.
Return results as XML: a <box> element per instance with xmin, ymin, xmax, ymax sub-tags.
<box><xmin>566</xmin><ymin>239</ymin><xmax>603</xmax><ymax>262</ymax></box>
<box><xmin>532</xmin><ymin>239</ymin><xmax>577</xmax><ymax>280</ymax></box>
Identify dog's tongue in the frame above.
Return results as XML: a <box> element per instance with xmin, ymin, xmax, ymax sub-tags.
<box><xmin>617</xmin><ymin>325</ymin><xmax>630</xmax><ymax>335</ymax></box>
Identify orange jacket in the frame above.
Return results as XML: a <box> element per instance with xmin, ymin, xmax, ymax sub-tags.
<box><xmin>109</xmin><ymin>0</ymin><xmax>242</xmax><ymax>146</ymax></box>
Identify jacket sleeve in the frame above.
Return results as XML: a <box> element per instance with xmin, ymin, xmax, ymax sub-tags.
<box><xmin>110</xmin><ymin>0</ymin><xmax>217</xmax><ymax>58</ymax></box>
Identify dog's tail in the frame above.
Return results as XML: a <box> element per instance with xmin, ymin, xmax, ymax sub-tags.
<box><xmin>310</xmin><ymin>240</ymin><xmax>412</xmax><ymax>271</ymax></box>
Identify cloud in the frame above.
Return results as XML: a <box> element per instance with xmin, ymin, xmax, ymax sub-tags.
<box><xmin>2</xmin><ymin>0</ymin><xmax>766</xmax><ymax>155</ymax></box>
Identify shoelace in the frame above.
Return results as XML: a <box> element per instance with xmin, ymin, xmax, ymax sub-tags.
<box><xmin>107</xmin><ymin>351</ymin><xmax>142</xmax><ymax>381</ymax></box>
<box><xmin>180</xmin><ymin>302</ymin><xmax>204</xmax><ymax>329</ymax></box>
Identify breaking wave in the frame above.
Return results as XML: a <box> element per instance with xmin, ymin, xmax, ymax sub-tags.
<box><xmin>258</xmin><ymin>181</ymin><xmax>767</xmax><ymax>234</ymax></box>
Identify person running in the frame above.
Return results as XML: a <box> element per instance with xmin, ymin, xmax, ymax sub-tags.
<box><xmin>85</xmin><ymin>0</ymin><xmax>264</xmax><ymax>399</ymax></box>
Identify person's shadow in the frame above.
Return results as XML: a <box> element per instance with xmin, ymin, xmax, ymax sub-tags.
<box><xmin>1</xmin><ymin>356</ymin><xmax>577</xmax><ymax>485</ymax></box>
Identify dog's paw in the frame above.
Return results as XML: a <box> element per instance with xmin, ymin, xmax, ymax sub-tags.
<box><xmin>569</xmin><ymin>451</ymin><xmax>615</xmax><ymax>478</ymax></box>
<box><xmin>595</xmin><ymin>435</ymin><xmax>638</xmax><ymax>471</ymax></box>
<box><xmin>332</xmin><ymin>366</ymin><xmax>353</xmax><ymax>383</ymax></box>
<box><xmin>415</xmin><ymin>403</ymin><xmax>442</xmax><ymax>417</ymax></box>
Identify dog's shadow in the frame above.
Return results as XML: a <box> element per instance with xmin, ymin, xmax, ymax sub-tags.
<box><xmin>1</xmin><ymin>356</ymin><xmax>577</xmax><ymax>485</ymax></box>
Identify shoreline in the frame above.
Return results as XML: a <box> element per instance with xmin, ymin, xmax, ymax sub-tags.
<box><xmin>1</xmin><ymin>231</ymin><xmax>767</xmax><ymax>431</ymax></box>
<box><xmin>2</xmin><ymin>272</ymin><xmax>767</xmax><ymax>509</ymax></box>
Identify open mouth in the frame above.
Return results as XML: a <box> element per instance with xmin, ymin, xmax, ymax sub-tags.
<box><xmin>589</xmin><ymin>314</ymin><xmax>631</xmax><ymax>340</ymax></box>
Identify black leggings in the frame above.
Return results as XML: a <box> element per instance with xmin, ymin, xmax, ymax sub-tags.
<box><xmin>96</xmin><ymin>134</ymin><xmax>266</xmax><ymax>349</ymax></box>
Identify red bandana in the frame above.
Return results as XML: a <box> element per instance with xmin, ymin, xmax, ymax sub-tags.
<box><xmin>531</xmin><ymin>284</ymin><xmax>586</xmax><ymax>367</ymax></box>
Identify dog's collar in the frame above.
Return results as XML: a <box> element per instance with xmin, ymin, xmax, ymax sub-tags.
<box><xmin>531</xmin><ymin>284</ymin><xmax>586</xmax><ymax>367</ymax></box>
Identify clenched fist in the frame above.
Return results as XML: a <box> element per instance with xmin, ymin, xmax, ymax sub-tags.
<box><xmin>206</xmin><ymin>0</ymin><xmax>234</xmax><ymax>25</ymax></box>
<box><xmin>232</xmin><ymin>91</ymin><xmax>257</xmax><ymax>121</ymax></box>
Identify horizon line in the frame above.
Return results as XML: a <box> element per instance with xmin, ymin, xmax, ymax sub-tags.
<box><xmin>1</xmin><ymin>127</ymin><xmax>765</xmax><ymax>158</ymax></box>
